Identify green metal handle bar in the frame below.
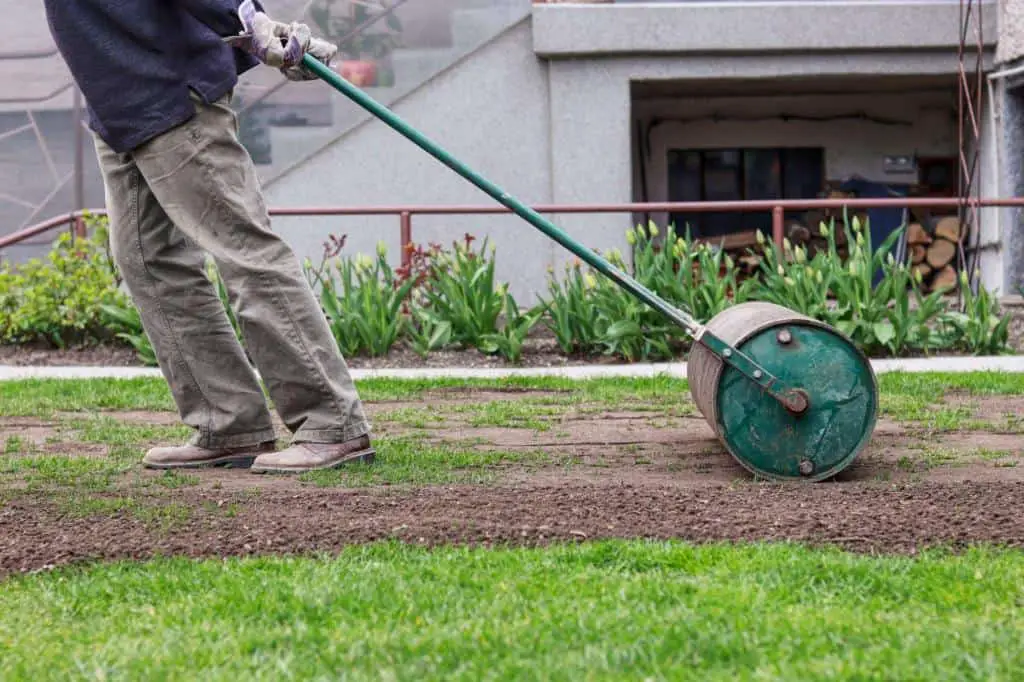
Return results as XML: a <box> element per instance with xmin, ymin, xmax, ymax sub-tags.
<box><xmin>301</xmin><ymin>54</ymin><xmax>808</xmax><ymax>414</ymax></box>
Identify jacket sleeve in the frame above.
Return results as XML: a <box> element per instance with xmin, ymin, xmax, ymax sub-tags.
<box><xmin>176</xmin><ymin>0</ymin><xmax>265</xmax><ymax>36</ymax></box>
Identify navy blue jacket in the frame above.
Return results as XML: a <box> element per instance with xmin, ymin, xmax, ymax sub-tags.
<box><xmin>43</xmin><ymin>0</ymin><xmax>266</xmax><ymax>153</ymax></box>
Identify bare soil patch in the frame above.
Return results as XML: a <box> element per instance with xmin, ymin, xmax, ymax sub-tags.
<box><xmin>3</xmin><ymin>391</ymin><xmax>1024</xmax><ymax>576</ymax></box>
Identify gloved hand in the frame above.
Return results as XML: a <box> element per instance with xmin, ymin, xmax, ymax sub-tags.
<box><xmin>227</xmin><ymin>0</ymin><xmax>338</xmax><ymax>81</ymax></box>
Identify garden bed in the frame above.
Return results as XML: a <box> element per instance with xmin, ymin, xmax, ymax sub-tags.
<box><xmin>1</xmin><ymin>216</ymin><xmax>1017</xmax><ymax>371</ymax></box>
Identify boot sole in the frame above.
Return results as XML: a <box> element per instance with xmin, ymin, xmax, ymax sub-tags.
<box><xmin>142</xmin><ymin>454</ymin><xmax>263</xmax><ymax>470</ymax></box>
<box><xmin>249</xmin><ymin>448</ymin><xmax>376</xmax><ymax>475</ymax></box>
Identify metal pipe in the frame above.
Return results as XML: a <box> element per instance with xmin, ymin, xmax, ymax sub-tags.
<box><xmin>0</xmin><ymin>212</ymin><xmax>87</xmax><ymax>250</ymax></box>
<box><xmin>10</xmin><ymin>196</ymin><xmax>1024</xmax><ymax>252</ymax></box>
<box><xmin>771</xmin><ymin>206</ymin><xmax>784</xmax><ymax>247</ymax></box>
<box><xmin>0</xmin><ymin>48</ymin><xmax>59</xmax><ymax>60</ymax></box>
<box><xmin>987</xmin><ymin>62</ymin><xmax>1024</xmax><ymax>83</ymax></box>
<box><xmin>400</xmin><ymin>210</ymin><xmax>412</xmax><ymax>269</ymax></box>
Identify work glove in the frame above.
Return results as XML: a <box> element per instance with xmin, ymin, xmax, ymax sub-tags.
<box><xmin>227</xmin><ymin>0</ymin><xmax>338</xmax><ymax>81</ymax></box>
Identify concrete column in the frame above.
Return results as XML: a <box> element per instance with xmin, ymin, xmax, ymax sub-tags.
<box><xmin>977</xmin><ymin>86</ymin><xmax>1004</xmax><ymax>295</ymax></box>
<box><xmin>1003</xmin><ymin>80</ymin><xmax>1024</xmax><ymax>297</ymax></box>
<box><xmin>547</xmin><ymin>60</ymin><xmax>634</xmax><ymax>274</ymax></box>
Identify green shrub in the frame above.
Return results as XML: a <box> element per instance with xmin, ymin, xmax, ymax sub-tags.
<box><xmin>405</xmin><ymin>303</ymin><xmax>453</xmax><ymax>359</ymax></box>
<box><xmin>747</xmin><ymin>214</ymin><xmax>1012</xmax><ymax>357</ymax></box>
<box><xmin>540</xmin><ymin>223</ymin><xmax>753</xmax><ymax>362</ymax></box>
<box><xmin>406</xmin><ymin>235</ymin><xmax>544</xmax><ymax>362</ymax></box>
<box><xmin>944</xmin><ymin>270</ymin><xmax>1012</xmax><ymax>355</ymax></box>
<box><xmin>541</xmin><ymin>252</ymin><xmax>672</xmax><ymax>362</ymax></box>
<box><xmin>305</xmin><ymin>238</ymin><xmax>416</xmax><ymax>358</ymax></box>
<box><xmin>415</xmin><ymin>235</ymin><xmax>504</xmax><ymax>350</ymax></box>
<box><xmin>540</xmin><ymin>260</ymin><xmax>605</xmax><ymax>356</ymax></box>
<box><xmin>0</xmin><ymin>218</ymin><xmax>129</xmax><ymax>347</ymax></box>
<box><xmin>750</xmin><ymin>216</ymin><xmax>952</xmax><ymax>356</ymax></box>
<box><xmin>631</xmin><ymin>222</ymin><xmax>755</xmax><ymax>323</ymax></box>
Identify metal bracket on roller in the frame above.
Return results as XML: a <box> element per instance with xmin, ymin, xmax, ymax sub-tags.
<box><xmin>693</xmin><ymin>327</ymin><xmax>810</xmax><ymax>416</ymax></box>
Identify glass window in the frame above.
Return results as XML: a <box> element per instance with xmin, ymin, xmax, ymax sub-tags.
<box><xmin>667</xmin><ymin>147</ymin><xmax>824</xmax><ymax>238</ymax></box>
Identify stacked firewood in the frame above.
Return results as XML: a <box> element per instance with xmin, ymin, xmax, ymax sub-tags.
<box><xmin>906</xmin><ymin>216</ymin><xmax>962</xmax><ymax>293</ymax></box>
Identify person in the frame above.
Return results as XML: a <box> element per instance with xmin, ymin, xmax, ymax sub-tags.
<box><xmin>42</xmin><ymin>0</ymin><xmax>375</xmax><ymax>474</ymax></box>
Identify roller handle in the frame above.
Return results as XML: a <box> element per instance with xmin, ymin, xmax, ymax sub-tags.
<box><xmin>299</xmin><ymin>55</ymin><xmax>808</xmax><ymax>411</ymax></box>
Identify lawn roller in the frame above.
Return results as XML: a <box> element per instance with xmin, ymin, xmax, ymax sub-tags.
<box><xmin>300</xmin><ymin>54</ymin><xmax>879</xmax><ymax>482</ymax></box>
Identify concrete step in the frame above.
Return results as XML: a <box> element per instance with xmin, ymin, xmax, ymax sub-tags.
<box><xmin>254</xmin><ymin>3</ymin><xmax>530</xmax><ymax>184</ymax></box>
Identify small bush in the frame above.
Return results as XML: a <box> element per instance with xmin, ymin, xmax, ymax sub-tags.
<box><xmin>945</xmin><ymin>270</ymin><xmax>1012</xmax><ymax>355</ymax></box>
<box><xmin>540</xmin><ymin>223</ymin><xmax>753</xmax><ymax>362</ymax></box>
<box><xmin>748</xmin><ymin>215</ymin><xmax>1012</xmax><ymax>357</ymax></box>
<box><xmin>402</xmin><ymin>234</ymin><xmax>544</xmax><ymax>362</ymax></box>
<box><xmin>306</xmin><ymin>235</ymin><xmax>416</xmax><ymax>358</ymax></box>
<box><xmin>631</xmin><ymin>222</ymin><xmax>755</xmax><ymax>323</ymax></box>
<box><xmin>540</xmin><ymin>260</ymin><xmax>605</xmax><ymax>356</ymax></box>
<box><xmin>0</xmin><ymin>217</ymin><xmax>129</xmax><ymax>347</ymax></box>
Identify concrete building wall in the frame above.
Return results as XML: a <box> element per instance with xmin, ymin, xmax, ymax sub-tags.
<box><xmin>263</xmin><ymin>20</ymin><xmax>557</xmax><ymax>304</ymax></box>
<box><xmin>266</xmin><ymin>7</ymin><xmax>1000</xmax><ymax>303</ymax></box>
<box><xmin>997</xmin><ymin>0</ymin><xmax>1024</xmax><ymax>64</ymax></box>
<box><xmin>534</xmin><ymin>0</ymin><xmax>995</xmax><ymax>57</ymax></box>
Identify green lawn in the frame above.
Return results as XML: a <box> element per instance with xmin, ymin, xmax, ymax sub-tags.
<box><xmin>3</xmin><ymin>372</ymin><xmax>1024</xmax><ymax>680</ymax></box>
<box><xmin>1</xmin><ymin>541</ymin><xmax>1023</xmax><ymax>680</ymax></box>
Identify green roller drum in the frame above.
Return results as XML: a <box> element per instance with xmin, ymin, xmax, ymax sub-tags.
<box><xmin>297</xmin><ymin>53</ymin><xmax>880</xmax><ymax>482</ymax></box>
<box><xmin>688</xmin><ymin>302</ymin><xmax>878</xmax><ymax>481</ymax></box>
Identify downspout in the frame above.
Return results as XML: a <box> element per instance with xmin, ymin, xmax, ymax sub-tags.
<box><xmin>986</xmin><ymin>61</ymin><xmax>1024</xmax><ymax>293</ymax></box>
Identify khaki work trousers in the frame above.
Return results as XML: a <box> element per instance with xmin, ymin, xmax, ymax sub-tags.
<box><xmin>93</xmin><ymin>91</ymin><xmax>370</xmax><ymax>449</ymax></box>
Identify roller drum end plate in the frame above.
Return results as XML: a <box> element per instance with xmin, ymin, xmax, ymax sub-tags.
<box><xmin>687</xmin><ymin>302</ymin><xmax>878</xmax><ymax>482</ymax></box>
<box><xmin>715</xmin><ymin>321</ymin><xmax>878</xmax><ymax>482</ymax></box>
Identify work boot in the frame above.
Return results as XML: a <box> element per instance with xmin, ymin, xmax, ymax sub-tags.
<box><xmin>250</xmin><ymin>435</ymin><xmax>375</xmax><ymax>474</ymax></box>
<box><xmin>143</xmin><ymin>441</ymin><xmax>277</xmax><ymax>470</ymax></box>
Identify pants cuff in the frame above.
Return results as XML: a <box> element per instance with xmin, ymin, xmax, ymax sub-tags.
<box><xmin>291</xmin><ymin>421</ymin><xmax>371</xmax><ymax>445</ymax></box>
<box><xmin>190</xmin><ymin>427</ymin><xmax>279</xmax><ymax>449</ymax></box>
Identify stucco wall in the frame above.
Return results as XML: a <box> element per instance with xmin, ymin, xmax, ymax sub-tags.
<box><xmin>997</xmin><ymin>0</ymin><xmax>1024</xmax><ymax>65</ymax></box>
<box><xmin>534</xmin><ymin>1</ymin><xmax>996</xmax><ymax>57</ymax></box>
<box><xmin>263</xmin><ymin>20</ymin><xmax>557</xmax><ymax>304</ymax></box>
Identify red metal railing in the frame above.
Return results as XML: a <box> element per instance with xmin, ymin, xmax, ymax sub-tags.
<box><xmin>3</xmin><ymin>197</ymin><xmax>1023</xmax><ymax>269</ymax></box>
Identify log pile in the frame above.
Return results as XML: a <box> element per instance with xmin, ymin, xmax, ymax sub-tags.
<box><xmin>906</xmin><ymin>216</ymin><xmax>963</xmax><ymax>293</ymax></box>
